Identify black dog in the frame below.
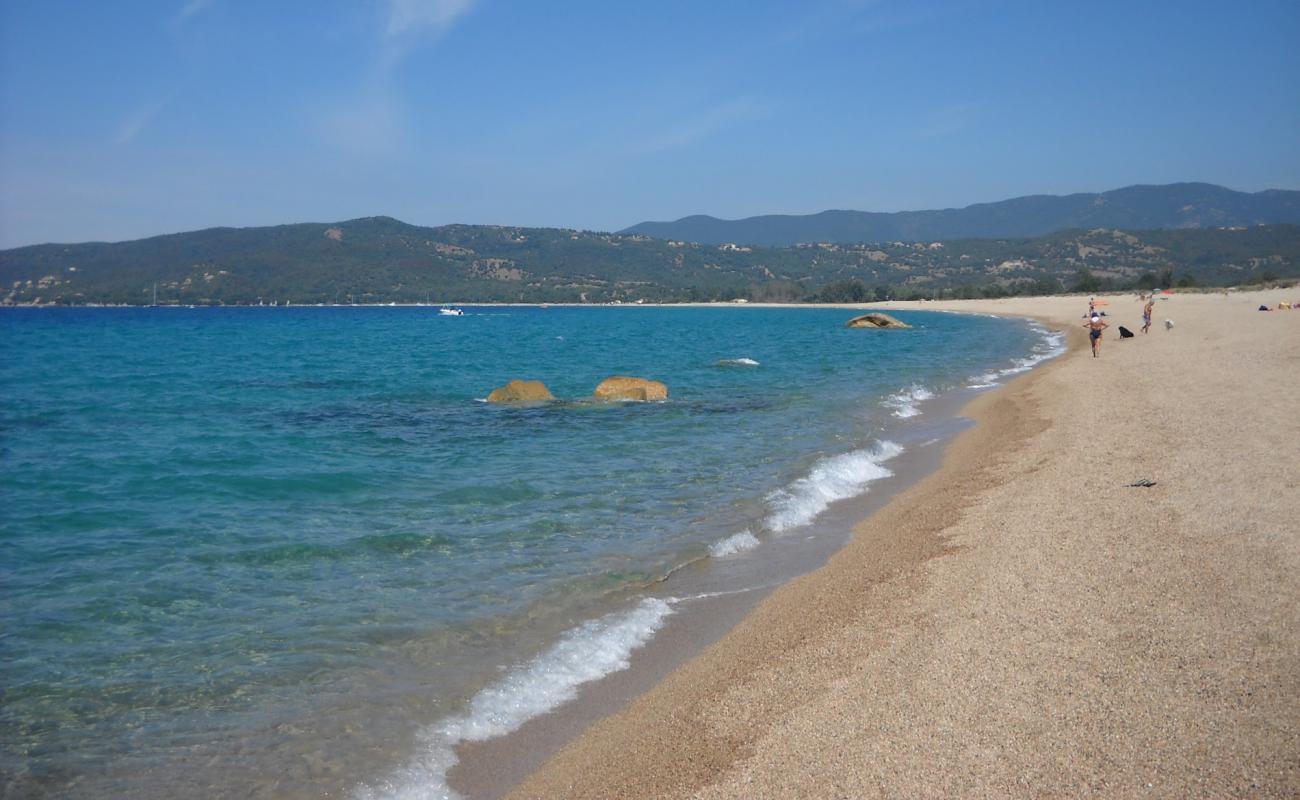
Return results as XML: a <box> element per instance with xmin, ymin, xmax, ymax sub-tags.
<box><xmin>1118</xmin><ymin>325</ymin><xmax>1135</xmax><ymax>338</ymax></box>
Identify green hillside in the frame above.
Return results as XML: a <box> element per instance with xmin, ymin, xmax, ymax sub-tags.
<box><xmin>623</xmin><ymin>183</ymin><xmax>1300</xmax><ymax>246</ymax></box>
<box><xmin>2</xmin><ymin>217</ymin><xmax>1297</xmax><ymax>306</ymax></box>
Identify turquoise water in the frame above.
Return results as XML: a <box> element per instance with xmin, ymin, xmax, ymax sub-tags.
<box><xmin>0</xmin><ymin>306</ymin><xmax>1059</xmax><ymax>798</ymax></box>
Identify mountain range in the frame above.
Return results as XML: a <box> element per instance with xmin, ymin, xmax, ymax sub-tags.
<box><xmin>4</xmin><ymin>215</ymin><xmax>1296</xmax><ymax>306</ymax></box>
<box><xmin>622</xmin><ymin>183</ymin><xmax>1300</xmax><ymax>246</ymax></box>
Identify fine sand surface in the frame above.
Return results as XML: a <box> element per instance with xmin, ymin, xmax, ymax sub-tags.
<box><xmin>504</xmin><ymin>290</ymin><xmax>1300</xmax><ymax>798</ymax></box>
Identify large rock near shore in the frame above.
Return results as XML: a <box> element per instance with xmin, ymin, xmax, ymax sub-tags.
<box><xmin>486</xmin><ymin>379</ymin><xmax>555</xmax><ymax>404</ymax></box>
<box><xmin>593</xmin><ymin>376</ymin><xmax>668</xmax><ymax>402</ymax></box>
<box><xmin>846</xmin><ymin>312</ymin><xmax>911</xmax><ymax>329</ymax></box>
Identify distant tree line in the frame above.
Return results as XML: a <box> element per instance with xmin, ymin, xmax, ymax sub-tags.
<box><xmin>3</xmin><ymin>218</ymin><xmax>1297</xmax><ymax>306</ymax></box>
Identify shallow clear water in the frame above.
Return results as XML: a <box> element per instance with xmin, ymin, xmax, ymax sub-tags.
<box><xmin>0</xmin><ymin>306</ymin><xmax>1059</xmax><ymax>798</ymax></box>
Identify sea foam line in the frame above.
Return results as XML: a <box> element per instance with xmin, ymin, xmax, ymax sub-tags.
<box><xmin>997</xmin><ymin>326</ymin><xmax>1066</xmax><ymax>376</ymax></box>
<box><xmin>883</xmin><ymin>384</ymin><xmax>935</xmax><ymax>418</ymax></box>
<box><xmin>354</xmin><ymin>598</ymin><xmax>673</xmax><ymax>800</ymax></box>
<box><xmin>967</xmin><ymin>324</ymin><xmax>1066</xmax><ymax>387</ymax></box>
<box><xmin>709</xmin><ymin>529</ymin><xmax>760</xmax><ymax>557</ymax></box>
<box><xmin>765</xmin><ymin>441</ymin><xmax>903</xmax><ymax>533</ymax></box>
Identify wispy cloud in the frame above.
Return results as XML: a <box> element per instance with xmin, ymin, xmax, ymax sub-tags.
<box><xmin>311</xmin><ymin>1</ymin><xmax>479</xmax><ymax>156</ymax></box>
<box><xmin>634</xmin><ymin>97</ymin><xmax>772</xmax><ymax>155</ymax></box>
<box><xmin>379</xmin><ymin>0</ymin><xmax>479</xmax><ymax>72</ymax></box>
<box><xmin>175</xmin><ymin>0</ymin><xmax>213</xmax><ymax>24</ymax></box>
<box><xmin>115</xmin><ymin>102</ymin><xmax>166</xmax><ymax>145</ymax></box>
<box><xmin>915</xmin><ymin>101</ymin><xmax>978</xmax><ymax>139</ymax></box>
<box><xmin>851</xmin><ymin>2</ymin><xmax>952</xmax><ymax>37</ymax></box>
<box><xmin>780</xmin><ymin>0</ymin><xmax>969</xmax><ymax>44</ymax></box>
<box><xmin>385</xmin><ymin>0</ymin><xmax>477</xmax><ymax>37</ymax></box>
<box><xmin>316</xmin><ymin>90</ymin><xmax>410</xmax><ymax>157</ymax></box>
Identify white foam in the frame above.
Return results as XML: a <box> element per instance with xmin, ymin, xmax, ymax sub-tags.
<box><xmin>676</xmin><ymin>586</ymin><xmax>768</xmax><ymax>602</ymax></box>
<box><xmin>995</xmin><ymin>327</ymin><xmax>1066</xmax><ymax>378</ymax></box>
<box><xmin>716</xmin><ymin>357</ymin><xmax>760</xmax><ymax>366</ymax></box>
<box><xmin>354</xmin><ymin>598</ymin><xmax>673</xmax><ymax>800</ymax></box>
<box><xmin>968</xmin><ymin>325</ymin><xmax>1065</xmax><ymax>387</ymax></box>
<box><xmin>709</xmin><ymin>530</ymin><xmax>760</xmax><ymax>557</ymax></box>
<box><xmin>765</xmin><ymin>441</ymin><xmax>903</xmax><ymax>533</ymax></box>
<box><xmin>883</xmin><ymin>384</ymin><xmax>935</xmax><ymax>418</ymax></box>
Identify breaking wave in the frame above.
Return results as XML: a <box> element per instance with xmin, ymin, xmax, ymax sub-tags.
<box><xmin>354</xmin><ymin>598</ymin><xmax>673</xmax><ymax>800</ymax></box>
<box><xmin>765</xmin><ymin>441</ymin><xmax>904</xmax><ymax>533</ymax></box>
<box><xmin>967</xmin><ymin>324</ymin><xmax>1066</xmax><ymax>387</ymax></box>
<box><xmin>883</xmin><ymin>384</ymin><xmax>935</xmax><ymax>418</ymax></box>
<box><xmin>709</xmin><ymin>530</ymin><xmax>761</xmax><ymax>557</ymax></box>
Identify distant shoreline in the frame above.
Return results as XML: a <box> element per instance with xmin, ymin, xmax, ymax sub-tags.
<box><xmin>0</xmin><ymin>286</ymin><xmax>1272</xmax><ymax>311</ymax></box>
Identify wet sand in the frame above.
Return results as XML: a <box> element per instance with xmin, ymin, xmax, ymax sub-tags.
<box><xmin>504</xmin><ymin>290</ymin><xmax>1300</xmax><ymax>798</ymax></box>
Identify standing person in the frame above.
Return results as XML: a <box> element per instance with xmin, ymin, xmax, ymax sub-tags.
<box><xmin>1085</xmin><ymin>314</ymin><xmax>1109</xmax><ymax>358</ymax></box>
<box><xmin>1141</xmin><ymin>298</ymin><xmax>1154</xmax><ymax>334</ymax></box>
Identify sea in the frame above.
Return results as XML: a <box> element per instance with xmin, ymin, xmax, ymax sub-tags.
<box><xmin>0</xmin><ymin>305</ymin><xmax>1063</xmax><ymax>799</ymax></box>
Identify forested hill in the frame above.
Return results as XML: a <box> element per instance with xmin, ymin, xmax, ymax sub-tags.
<box><xmin>2</xmin><ymin>216</ymin><xmax>1298</xmax><ymax>306</ymax></box>
<box><xmin>622</xmin><ymin>183</ymin><xmax>1300</xmax><ymax>246</ymax></box>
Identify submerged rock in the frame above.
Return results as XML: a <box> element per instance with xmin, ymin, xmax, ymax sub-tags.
<box><xmin>846</xmin><ymin>312</ymin><xmax>911</xmax><ymax>329</ymax></box>
<box><xmin>592</xmin><ymin>376</ymin><xmax>668</xmax><ymax>402</ymax></box>
<box><xmin>486</xmin><ymin>379</ymin><xmax>555</xmax><ymax>404</ymax></box>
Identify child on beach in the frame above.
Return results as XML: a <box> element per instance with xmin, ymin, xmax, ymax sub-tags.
<box><xmin>1142</xmin><ymin>298</ymin><xmax>1154</xmax><ymax>333</ymax></box>
<box><xmin>1085</xmin><ymin>314</ymin><xmax>1109</xmax><ymax>357</ymax></box>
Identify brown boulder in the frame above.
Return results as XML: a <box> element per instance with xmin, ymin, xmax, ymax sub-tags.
<box><xmin>846</xmin><ymin>312</ymin><xmax>911</xmax><ymax>329</ymax></box>
<box><xmin>486</xmin><ymin>379</ymin><xmax>555</xmax><ymax>404</ymax></box>
<box><xmin>593</xmin><ymin>376</ymin><xmax>668</xmax><ymax>402</ymax></box>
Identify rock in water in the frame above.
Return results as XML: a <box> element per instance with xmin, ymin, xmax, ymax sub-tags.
<box><xmin>593</xmin><ymin>376</ymin><xmax>668</xmax><ymax>401</ymax></box>
<box><xmin>486</xmin><ymin>379</ymin><xmax>555</xmax><ymax>404</ymax></box>
<box><xmin>846</xmin><ymin>313</ymin><xmax>911</xmax><ymax>329</ymax></box>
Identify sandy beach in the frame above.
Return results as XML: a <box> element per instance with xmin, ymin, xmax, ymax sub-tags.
<box><xmin>503</xmin><ymin>290</ymin><xmax>1300</xmax><ymax>798</ymax></box>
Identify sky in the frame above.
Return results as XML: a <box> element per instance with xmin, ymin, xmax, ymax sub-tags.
<box><xmin>1</xmin><ymin>0</ymin><xmax>1298</xmax><ymax>248</ymax></box>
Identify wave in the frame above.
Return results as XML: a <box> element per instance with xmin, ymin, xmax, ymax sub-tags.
<box><xmin>709</xmin><ymin>530</ymin><xmax>760</xmax><ymax>557</ymax></box>
<box><xmin>354</xmin><ymin>597</ymin><xmax>672</xmax><ymax>800</ymax></box>
<box><xmin>765</xmin><ymin>441</ymin><xmax>903</xmax><ymax>533</ymax></box>
<box><xmin>883</xmin><ymin>384</ymin><xmax>934</xmax><ymax>418</ymax></box>
<box><xmin>995</xmin><ymin>326</ymin><xmax>1066</xmax><ymax>377</ymax></box>
<box><xmin>967</xmin><ymin>324</ymin><xmax>1066</xmax><ymax>387</ymax></box>
<box><xmin>714</xmin><ymin>357</ymin><xmax>760</xmax><ymax>367</ymax></box>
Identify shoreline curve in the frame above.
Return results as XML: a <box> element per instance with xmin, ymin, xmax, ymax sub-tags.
<box><xmin>490</xmin><ymin>291</ymin><xmax>1299</xmax><ymax>798</ymax></box>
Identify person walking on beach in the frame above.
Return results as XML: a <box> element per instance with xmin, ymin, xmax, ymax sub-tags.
<box><xmin>1141</xmin><ymin>298</ymin><xmax>1154</xmax><ymax>334</ymax></box>
<box><xmin>1085</xmin><ymin>314</ymin><xmax>1109</xmax><ymax>358</ymax></box>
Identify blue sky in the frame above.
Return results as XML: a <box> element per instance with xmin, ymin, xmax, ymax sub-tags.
<box><xmin>1</xmin><ymin>0</ymin><xmax>1297</xmax><ymax>247</ymax></box>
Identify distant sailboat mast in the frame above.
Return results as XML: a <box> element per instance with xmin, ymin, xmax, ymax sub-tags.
<box><xmin>152</xmin><ymin>282</ymin><xmax>157</xmax><ymax>306</ymax></box>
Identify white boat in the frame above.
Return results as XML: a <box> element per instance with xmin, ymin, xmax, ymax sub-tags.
<box><xmin>438</xmin><ymin>306</ymin><xmax>464</xmax><ymax>316</ymax></box>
